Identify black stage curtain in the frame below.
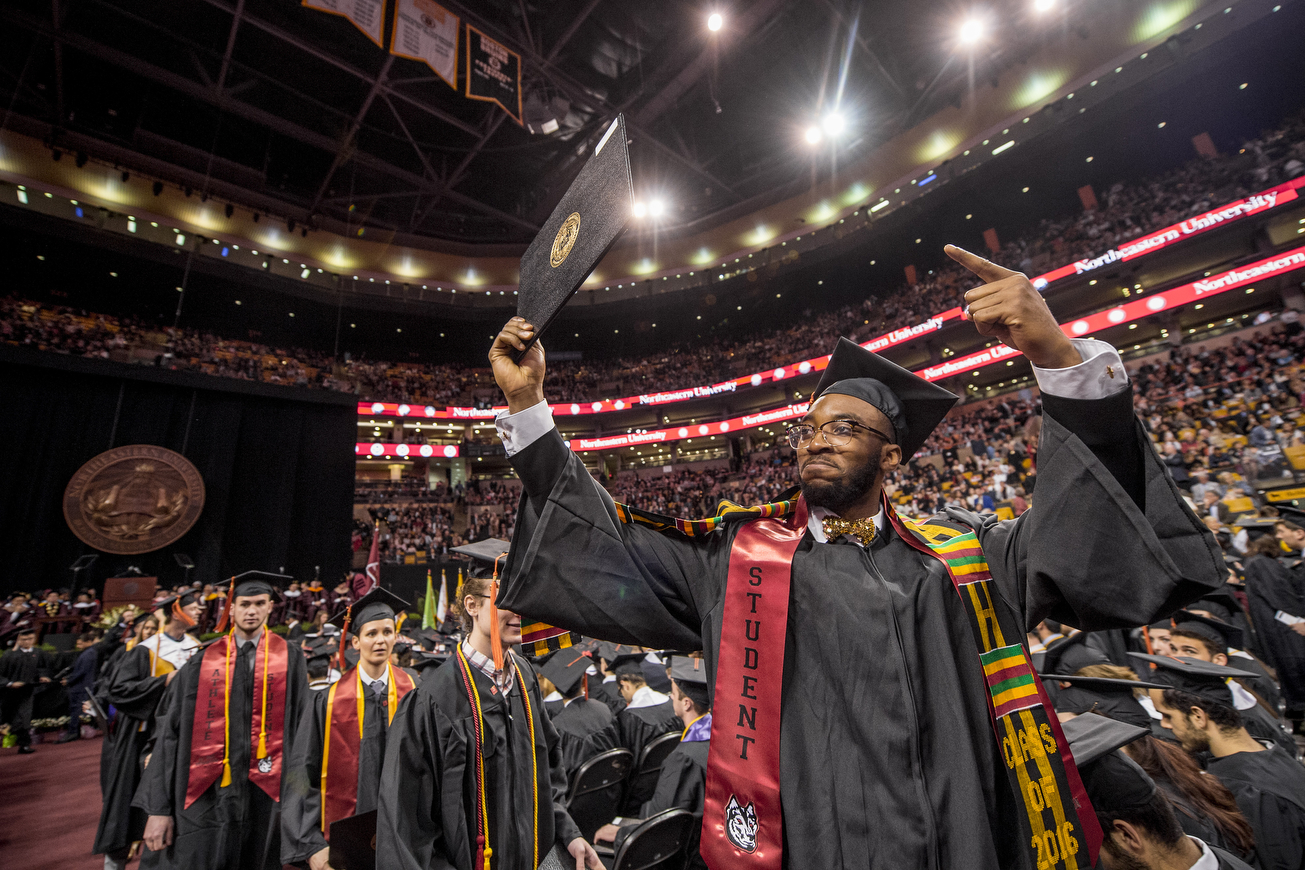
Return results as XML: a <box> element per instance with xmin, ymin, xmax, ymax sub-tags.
<box><xmin>0</xmin><ymin>348</ymin><xmax>356</xmax><ymax>597</ymax></box>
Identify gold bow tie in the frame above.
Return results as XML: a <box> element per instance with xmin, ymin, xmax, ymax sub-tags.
<box><xmin>822</xmin><ymin>516</ymin><xmax>877</xmax><ymax>546</ymax></box>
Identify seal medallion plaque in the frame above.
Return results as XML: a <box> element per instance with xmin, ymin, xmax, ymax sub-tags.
<box><xmin>63</xmin><ymin>445</ymin><xmax>205</xmax><ymax>554</ymax></box>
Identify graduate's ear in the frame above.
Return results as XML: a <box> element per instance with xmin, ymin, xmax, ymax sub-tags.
<box><xmin>1106</xmin><ymin>819</ymin><xmax>1146</xmax><ymax>858</ymax></box>
<box><xmin>1211</xmin><ymin>652</ymin><xmax>1228</xmax><ymax>667</ymax></box>
<box><xmin>879</xmin><ymin>443</ymin><xmax>902</xmax><ymax>475</ymax></box>
<box><xmin>350</xmin><ymin>633</ymin><xmax>362</xmax><ymax>651</ymax></box>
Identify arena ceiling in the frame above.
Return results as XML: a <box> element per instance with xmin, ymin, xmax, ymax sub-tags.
<box><xmin>1</xmin><ymin>0</ymin><xmax>1152</xmax><ymax>246</ymax></box>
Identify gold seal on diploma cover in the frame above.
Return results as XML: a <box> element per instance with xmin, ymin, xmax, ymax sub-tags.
<box><xmin>550</xmin><ymin>212</ymin><xmax>581</xmax><ymax>267</ymax></box>
<box><xmin>63</xmin><ymin>445</ymin><xmax>206</xmax><ymax>554</ymax></box>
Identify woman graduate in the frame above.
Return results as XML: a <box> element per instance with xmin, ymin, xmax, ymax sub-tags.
<box><xmin>376</xmin><ymin>544</ymin><xmax>603</xmax><ymax>870</ymax></box>
<box><xmin>281</xmin><ymin>587</ymin><xmax>416</xmax><ymax>870</ymax></box>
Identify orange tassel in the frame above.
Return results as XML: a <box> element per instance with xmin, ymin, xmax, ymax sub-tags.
<box><xmin>337</xmin><ymin>605</ymin><xmax>352</xmax><ymax>673</ymax></box>
<box><xmin>214</xmin><ymin>577</ymin><xmax>236</xmax><ymax>633</ymax></box>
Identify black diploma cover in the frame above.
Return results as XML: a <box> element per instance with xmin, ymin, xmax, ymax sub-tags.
<box><xmin>514</xmin><ymin>114</ymin><xmax>634</xmax><ymax>361</ymax></box>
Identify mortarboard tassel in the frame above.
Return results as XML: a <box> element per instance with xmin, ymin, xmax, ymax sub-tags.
<box><xmin>337</xmin><ymin>604</ymin><xmax>352</xmax><ymax>673</ymax></box>
<box><xmin>214</xmin><ymin>576</ymin><xmax>236</xmax><ymax>633</ymax></box>
<box><xmin>488</xmin><ymin>553</ymin><xmax>508</xmax><ymax>676</ymax></box>
<box><xmin>171</xmin><ymin>596</ymin><xmax>197</xmax><ymax>628</ymax></box>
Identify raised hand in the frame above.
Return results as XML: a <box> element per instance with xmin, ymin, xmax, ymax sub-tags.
<box><xmin>488</xmin><ymin>317</ymin><xmax>547</xmax><ymax>413</ymax></box>
<box><xmin>945</xmin><ymin>245</ymin><xmax>1082</xmax><ymax>369</ymax></box>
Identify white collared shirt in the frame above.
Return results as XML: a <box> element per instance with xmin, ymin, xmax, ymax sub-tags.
<box><xmin>626</xmin><ymin>684</ymin><xmax>670</xmax><ymax>710</ymax></box>
<box><xmin>358</xmin><ymin>665</ymin><xmax>388</xmax><ymax>693</ymax></box>
<box><xmin>1188</xmin><ymin>837</ymin><xmax>1218</xmax><ymax>870</ymax></box>
<box><xmin>807</xmin><ymin>504</ymin><xmax>886</xmax><ymax>546</ymax></box>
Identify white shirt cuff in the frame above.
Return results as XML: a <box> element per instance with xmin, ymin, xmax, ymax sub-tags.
<box><xmin>1032</xmin><ymin>338</ymin><xmax>1128</xmax><ymax>400</ymax></box>
<box><xmin>495</xmin><ymin>401</ymin><xmax>556</xmax><ymax>457</ymax></box>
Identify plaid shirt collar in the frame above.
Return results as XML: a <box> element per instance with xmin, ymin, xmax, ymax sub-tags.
<box><xmin>461</xmin><ymin>640</ymin><xmax>515</xmax><ymax>695</ymax></box>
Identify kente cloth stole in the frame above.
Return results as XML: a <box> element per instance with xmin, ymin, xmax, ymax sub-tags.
<box><xmin>888</xmin><ymin>500</ymin><xmax>1102</xmax><ymax>870</ymax></box>
<box><xmin>319</xmin><ymin>664</ymin><xmax>416</xmax><ymax>833</ymax></box>
<box><xmin>185</xmin><ymin>631</ymin><xmax>290</xmax><ymax>808</ymax></box>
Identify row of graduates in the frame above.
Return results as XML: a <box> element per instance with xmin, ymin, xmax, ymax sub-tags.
<box><xmin>1032</xmin><ymin>597</ymin><xmax>1305</xmax><ymax>870</ymax></box>
<box><xmin>92</xmin><ymin>566</ymin><xmax>711</xmax><ymax>870</ymax></box>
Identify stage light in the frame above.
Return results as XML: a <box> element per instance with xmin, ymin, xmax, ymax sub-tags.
<box><xmin>804</xmin><ymin>126</ymin><xmax>823</xmax><ymax>145</ymax></box>
<box><xmin>632</xmin><ymin>202</ymin><xmax>647</xmax><ymax>218</ymax></box>
<box><xmin>958</xmin><ymin>18</ymin><xmax>985</xmax><ymax>45</ymax></box>
<box><xmin>648</xmin><ymin>198</ymin><xmax>666</xmax><ymax>217</ymax></box>
<box><xmin>707</xmin><ymin>13</ymin><xmax>723</xmax><ymax>31</ymax></box>
<box><xmin>822</xmin><ymin>112</ymin><xmax>846</xmax><ymax>137</ymax></box>
<box><xmin>1033</xmin><ymin>0</ymin><xmax>1055</xmax><ymax>11</ymax></box>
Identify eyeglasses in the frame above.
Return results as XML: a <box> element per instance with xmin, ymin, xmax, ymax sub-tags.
<box><xmin>786</xmin><ymin>419</ymin><xmax>893</xmax><ymax>449</ymax></box>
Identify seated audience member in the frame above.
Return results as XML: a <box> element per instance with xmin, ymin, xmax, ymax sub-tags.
<box><xmin>541</xmin><ymin>648</ymin><xmax>620</xmax><ymax>776</ymax></box>
<box><xmin>596</xmin><ymin>656</ymin><xmax>712</xmax><ymax>870</ymax></box>
<box><xmin>1145</xmin><ymin>657</ymin><xmax>1305</xmax><ymax>870</ymax></box>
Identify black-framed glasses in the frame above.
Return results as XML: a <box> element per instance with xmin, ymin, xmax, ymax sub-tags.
<box><xmin>785</xmin><ymin>419</ymin><xmax>893</xmax><ymax>449</ymax></box>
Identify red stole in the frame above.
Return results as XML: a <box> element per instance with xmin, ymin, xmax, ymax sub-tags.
<box><xmin>185</xmin><ymin>631</ymin><xmax>290</xmax><ymax>809</ymax></box>
<box><xmin>320</xmin><ymin>664</ymin><xmax>415</xmax><ymax>833</ymax></box>
<box><xmin>701</xmin><ymin>498</ymin><xmax>807</xmax><ymax>870</ymax></box>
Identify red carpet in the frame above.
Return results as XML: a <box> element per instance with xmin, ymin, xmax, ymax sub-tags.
<box><xmin>0</xmin><ymin>735</ymin><xmax>135</xmax><ymax>870</ymax></box>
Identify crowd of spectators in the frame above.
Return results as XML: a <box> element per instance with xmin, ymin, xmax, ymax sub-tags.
<box><xmin>3</xmin><ymin>114</ymin><xmax>1302</xmax><ymax>409</ymax></box>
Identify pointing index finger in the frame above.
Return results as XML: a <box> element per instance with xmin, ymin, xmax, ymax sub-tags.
<box><xmin>945</xmin><ymin>244</ymin><xmax>1019</xmax><ymax>283</ymax></box>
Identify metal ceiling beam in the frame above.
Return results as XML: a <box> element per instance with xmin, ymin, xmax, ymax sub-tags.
<box><xmin>815</xmin><ymin>0</ymin><xmax>905</xmax><ymax>99</ymax></box>
<box><xmin>310</xmin><ymin>54</ymin><xmax>395</xmax><ymax>211</ymax></box>
<box><xmin>0</xmin><ymin>9</ymin><xmax>540</xmax><ymax>234</ymax></box>
<box><xmin>214</xmin><ymin>0</ymin><xmax>245</xmax><ymax>92</ymax></box>
<box><xmin>381</xmin><ymin>92</ymin><xmax>438</xmax><ymax>183</ymax></box>
<box><xmin>193</xmin><ymin>0</ymin><xmax>483</xmax><ymax>140</ymax></box>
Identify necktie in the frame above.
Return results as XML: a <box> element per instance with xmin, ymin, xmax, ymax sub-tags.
<box><xmin>821</xmin><ymin>516</ymin><xmax>878</xmax><ymax>546</ymax></box>
<box><xmin>371</xmin><ymin>679</ymin><xmax>387</xmax><ymax>702</ymax></box>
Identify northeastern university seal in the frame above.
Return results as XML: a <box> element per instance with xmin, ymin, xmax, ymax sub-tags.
<box><xmin>63</xmin><ymin>445</ymin><xmax>205</xmax><ymax>554</ymax></box>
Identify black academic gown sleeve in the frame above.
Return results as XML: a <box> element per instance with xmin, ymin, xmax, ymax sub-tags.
<box><xmin>94</xmin><ymin>646</ymin><xmax>169</xmax><ymax>855</ymax></box>
<box><xmin>1244</xmin><ymin>555</ymin><xmax>1305</xmax><ymax>711</ymax></box>
<box><xmin>1209</xmin><ymin>749</ymin><xmax>1305</xmax><ymax>870</ymax></box>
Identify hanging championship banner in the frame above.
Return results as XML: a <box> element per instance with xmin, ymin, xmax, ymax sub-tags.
<box><xmin>303</xmin><ymin>0</ymin><xmax>386</xmax><ymax>49</ymax></box>
<box><xmin>390</xmin><ymin>0</ymin><xmax>459</xmax><ymax>89</ymax></box>
<box><xmin>466</xmin><ymin>26</ymin><xmax>522</xmax><ymax>125</ymax></box>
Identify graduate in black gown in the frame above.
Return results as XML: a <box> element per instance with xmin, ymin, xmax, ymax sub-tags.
<box><xmin>598</xmin><ymin>655</ymin><xmax>712</xmax><ymax>870</ymax></box>
<box><xmin>1243</xmin><ymin>547</ymin><xmax>1305</xmax><ymax>723</ymax></box>
<box><xmin>375</xmin><ymin>567</ymin><xmax>602</xmax><ymax>870</ymax></box>
<box><xmin>95</xmin><ymin>595</ymin><xmax>204</xmax><ymax>869</ymax></box>
<box><xmin>1145</xmin><ymin>656</ymin><xmax>1305</xmax><ymax>870</ymax></box>
<box><xmin>609</xmin><ymin>652</ymin><xmax>681</xmax><ymax>757</ymax></box>
<box><xmin>486</xmin><ymin>246</ymin><xmax>1224</xmax><ymax>869</ymax></box>
<box><xmin>0</xmin><ymin>627</ymin><xmax>54</xmax><ymax>754</ymax></box>
<box><xmin>282</xmin><ymin>588</ymin><xmax>415</xmax><ymax>870</ymax></box>
<box><xmin>1168</xmin><ymin>610</ymin><xmax>1282</xmax><ymax>718</ymax></box>
<box><xmin>587</xmin><ymin>642</ymin><xmax>629</xmax><ymax>717</ymax></box>
<box><xmin>540</xmin><ymin>647</ymin><xmax>619</xmax><ymax>777</ymax></box>
<box><xmin>1045</xmin><ymin>673</ymin><xmax>1256</xmax><ymax>860</ymax></box>
<box><xmin>1065</xmin><ymin>713</ymin><xmax>1256</xmax><ymax>869</ymax></box>
<box><xmin>134</xmin><ymin>575</ymin><xmax>308</xmax><ymax>870</ymax></box>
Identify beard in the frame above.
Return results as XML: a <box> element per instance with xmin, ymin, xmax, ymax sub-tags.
<box><xmin>799</xmin><ymin>444</ymin><xmax>882</xmax><ymax>516</ymax></box>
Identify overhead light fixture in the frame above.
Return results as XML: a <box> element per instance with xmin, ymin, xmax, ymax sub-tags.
<box><xmin>822</xmin><ymin>112</ymin><xmax>846</xmax><ymax>137</ymax></box>
<box><xmin>707</xmin><ymin>12</ymin><xmax>723</xmax><ymax>32</ymax></box>
<box><xmin>648</xmin><ymin>199</ymin><xmax>666</xmax><ymax>217</ymax></box>
<box><xmin>957</xmin><ymin>18</ymin><xmax>985</xmax><ymax>45</ymax></box>
<box><xmin>1033</xmin><ymin>0</ymin><xmax>1055</xmax><ymax>11</ymax></box>
<box><xmin>804</xmin><ymin>126</ymin><xmax>823</xmax><ymax>145</ymax></box>
<box><xmin>632</xmin><ymin>202</ymin><xmax>647</xmax><ymax>218</ymax></box>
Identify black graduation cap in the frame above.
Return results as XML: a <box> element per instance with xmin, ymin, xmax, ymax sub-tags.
<box><xmin>595</xmin><ymin>641</ymin><xmax>635</xmax><ymax>665</ymax></box>
<box><xmin>1040</xmin><ymin>674</ymin><xmax>1166</xmax><ymax>730</ymax></box>
<box><xmin>413</xmin><ymin>651</ymin><xmax>449</xmax><ymax>673</ymax></box>
<box><xmin>451</xmin><ymin>539</ymin><xmax>512</xmax><ymax>577</ymax></box>
<box><xmin>541</xmin><ymin>648</ymin><xmax>591</xmax><ymax>696</ymax></box>
<box><xmin>810</xmin><ymin>337</ymin><xmax>959</xmax><ymax>461</ymax></box>
<box><xmin>1170</xmin><ymin>610</ymin><xmax>1243</xmax><ymax>652</ymax></box>
<box><xmin>667</xmin><ymin>654</ymin><xmax>711</xmax><ymax>709</ymax></box>
<box><xmin>610</xmin><ymin>651</ymin><xmax>647</xmax><ymax>678</ymax></box>
<box><xmin>229</xmin><ymin>570</ymin><xmax>290</xmax><ymax>601</ymax></box>
<box><xmin>329</xmin><ymin>587</ymin><xmax>410</xmax><ymax>635</ymax></box>
<box><xmin>1061</xmin><ymin>713</ymin><xmax>1156</xmax><ymax>812</ymax></box>
<box><xmin>1040</xmin><ymin>632</ymin><xmax>1110</xmax><ymax>676</ymax></box>
<box><xmin>131</xmin><ymin>609</ymin><xmax>158</xmax><ymax>628</ymax></box>
<box><xmin>1127</xmin><ymin>653</ymin><xmax>1254</xmax><ymax>708</ymax></box>
<box><xmin>1187</xmin><ymin>586</ymin><xmax>1244</xmax><ymax>623</ymax></box>
<box><xmin>514</xmin><ymin>115</ymin><xmax>633</xmax><ymax>362</ymax></box>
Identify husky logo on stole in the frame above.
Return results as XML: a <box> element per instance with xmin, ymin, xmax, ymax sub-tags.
<box><xmin>725</xmin><ymin>795</ymin><xmax>758</xmax><ymax>852</ymax></box>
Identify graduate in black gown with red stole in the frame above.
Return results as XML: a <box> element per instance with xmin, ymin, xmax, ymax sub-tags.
<box><xmin>485</xmin><ymin>245</ymin><xmax>1225</xmax><ymax>870</ymax></box>
<box><xmin>133</xmin><ymin>575</ymin><xmax>307</xmax><ymax>870</ymax></box>
<box><xmin>281</xmin><ymin>588</ymin><xmax>416</xmax><ymax>870</ymax></box>
<box><xmin>375</xmin><ymin>565</ymin><xmax>603</xmax><ymax>870</ymax></box>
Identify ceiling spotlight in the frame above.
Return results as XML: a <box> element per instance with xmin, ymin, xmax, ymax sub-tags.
<box><xmin>1033</xmin><ymin>0</ymin><xmax>1055</xmax><ymax>11</ymax></box>
<box><xmin>804</xmin><ymin>126</ymin><xmax>823</xmax><ymax>145</ymax></box>
<box><xmin>958</xmin><ymin>18</ymin><xmax>985</xmax><ymax>45</ymax></box>
<box><xmin>648</xmin><ymin>199</ymin><xmax>666</xmax><ymax>218</ymax></box>
<box><xmin>632</xmin><ymin>202</ymin><xmax>647</xmax><ymax>218</ymax></box>
<box><xmin>822</xmin><ymin>112</ymin><xmax>846</xmax><ymax>137</ymax></box>
<box><xmin>707</xmin><ymin>12</ymin><xmax>723</xmax><ymax>32</ymax></box>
